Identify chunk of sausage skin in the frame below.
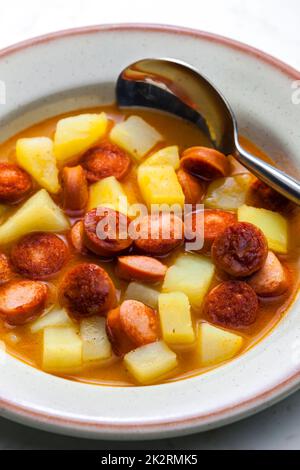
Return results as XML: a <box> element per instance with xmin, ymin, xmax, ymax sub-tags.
<box><xmin>205</xmin><ymin>281</ymin><xmax>259</xmax><ymax>329</ymax></box>
<box><xmin>11</xmin><ymin>233</ymin><xmax>69</xmax><ymax>280</ymax></box>
<box><xmin>0</xmin><ymin>253</ymin><xmax>13</xmax><ymax>285</ymax></box>
<box><xmin>82</xmin><ymin>142</ymin><xmax>131</xmax><ymax>182</ymax></box>
<box><xmin>180</xmin><ymin>147</ymin><xmax>230</xmax><ymax>181</ymax></box>
<box><xmin>134</xmin><ymin>213</ymin><xmax>184</xmax><ymax>256</ymax></box>
<box><xmin>83</xmin><ymin>208</ymin><xmax>133</xmax><ymax>257</ymax></box>
<box><xmin>0</xmin><ymin>163</ymin><xmax>32</xmax><ymax>204</ymax></box>
<box><xmin>185</xmin><ymin>210</ymin><xmax>236</xmax><ymax>251</ymax></box>
<box><xmin>59</xmin><ymin>263</ymin><xmax>116</xmax><ymax>319</ymax></box>
<box><xmin>0</xmin><ymin>280</ymin><xmax>48</xmax><ymax>326</ymax></box>
<box><xmin>117</xmin><ymin>256</ymin><xmax>167</xmax><ymax>283</ymax></box>
<box><xmin>62</xmin><ymin>165</ymin><xmax>89</xmax><ymax>217</ymax></box>
<box><xmin>69</xmin><ymin>220</ymin><xmax>88</xmax><ymax>255</ymax></box>
<box><xmin>177</xmin><ymin>169</ymin><xmax>205</xmax><ymax>205</ymax></box>
<box><xmin>247</xmin><ymin>178</ymin><xmax>294</xmax><ymax>213</ymax></box>
<box><xmin>212</xmin><ymin>222</ymin><xmax>268</xmax><ymax>277</ymax></box>
<box><xmin>248</xmin><ymin>251</ymin><xmax>289</xmax><ymax>297</ymax></box>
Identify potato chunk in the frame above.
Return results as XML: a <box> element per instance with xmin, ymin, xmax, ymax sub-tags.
<box><xmin>43</xmin><ymin>326</ymin><xmax>82</xmax><ymax>373</ymax></box>
<box><xmin>138</xmin><ymin>164</ymin><xmax>185</xmax><ymax>208</ymax></box>
<box><xmin>88</xmin><ymin>176</ymin><xmax>128</xmax><ymax>215</ymax></box>
<box><xmin>159</xmin><ymin>292</ymin><xmax>195</xmax><ymax>346</ymax></box>
<box><xmin>238</xmin><ymin>204</ymin><xmax>288</xmax><ymax>253</ymax></box>
<box><xmin>141</xmin><ymin>146</ymin><xmax>180</xmax><ymax>169</ymax></box>
<box><xmin>31</xmin><ymin>307</ymin><xmax>72</xmax><ymax>333</ymax></box>
<box><xmin>0</xmin><ymin>189</ymin><xmax>70</xmax><ymax>244</ymax></box>
<box><xmin>54</xmin><ymin>113</ymin><xmax>108</xmax><ymax>165</ymax></box>
<box><xmin>80</xmin><ymin>317</ymin><xmax>112</xmax><ymax>363</ymax></box>
<box><xmin>16</xmin><ymin>137</ymin><xmax>60</xmax><ymax>193</ymax></box>
<box><xmin>197</xmin><ymin>323</ymin><xmax>243</xmax><ymax>367</ymax></box>
<box><xmin>124</xmin><ymin>282</ymin><xmax>159</xmax><ymax>310</ymax></box>
<box><xmin>124</xmin><ymin>341</ymin><xmax>177</xmax><ymax>384</ymax></box>
<box><xmin>110</xmin><ymin>116</ymin><xmax>162</xmax><ymax>160</ymax></box>
<box><xmin>204</xmin><ymin>174</ymin><xmax>253</xmax><ymax>211</ymax></box>
<box><xmin>163</xmin><ymin>254</ymin><xmax>215</xmax><ymax>309</ymax></box>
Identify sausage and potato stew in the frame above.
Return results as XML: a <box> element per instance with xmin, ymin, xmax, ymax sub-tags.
<box><xmin>0</xmin><ymin>106</ymin><xmax>299</xmax><ymax>386</ymax></box>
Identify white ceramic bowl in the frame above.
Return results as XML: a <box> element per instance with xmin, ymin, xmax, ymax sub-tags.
<box><xmin>0</xmin><ymin>24</ymin><xmax>299</xmax><ymax>440</ymax></box>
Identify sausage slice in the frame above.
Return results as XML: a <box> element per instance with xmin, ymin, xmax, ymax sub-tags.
<box><xmin>0</xmin><ymin>253</ymin><xmax>13</xmax><ymax>285</ymax></box>
<box><xmin>0</xmin><ymin>163</ymin><xmax>32</xmax><ymax>204</ymax></box>
<box><xmin>177</xmin><ymin>169</ymin><xmax>205</xmax><ymax>205</ymax></box>
<box><xmin>180</xmin><ymin>147</ymin><xmax>230</xmax><ymax>181</ymax></box>
<box><xmin>117</xmin><ymin>256</ymin><xmax>167</xmax><ymax>283</ymax></box>
<box><xmin>11</xmin><ymin>233</ymin><xmax>69</xmax><ymax>280</ymax></box>
<box><xmin>0</xmin><ymin>280</ymin><xmax>48</xmax><ymax>325</ymax></box>
<box><xmin>212</xmin><ymin>222</ymin><xmax>268</xmax><ymax>277</ymax></box>
<box><xmin>134</xmin><ymin>213</ymin><xmax>184</xmax><ymax>255</ymax></box>
<box><xmin>106</xmin><ymin>307</ymin><xmax>135</xmax><ymax>356</ymax></box>
<box><xmin>205</xmin><ymin>281</ymin><xmax>259</xmax><ymax>329</ymax></box>
<box><xmin>247</xmin><ymin>178</ymin><xmax>293</xmax><ymax>213</ymax></box>
<box><xmin>59</xmin><ymin>263</ymin><xmax>116</xmax><ymax>318</ymax></box>
<box><xmin>62</xmin><ymin>165</ymin><xmax>89</xmax><ymax>217</ymax></box>
<box><xmin>69</xmin><ymin>220</ymin><xmax>87</xmax><ymax>254</ymax></box>
<box><xmin>248</xmin><ymin>251</ymin><xmax>289</xmax><ymax>297</ymax></box>
<box><xmin>83</xmin><ymin>208</ymin><xmax>133</xmax><ymax>257</ymax></box>
<box><xmin>119</xmin><ymin>300</ymin><xmax>158</xmax><ymax>346</ymax></box>
<box><xmin>82</xmin><ymin>142</ymin><xmax>131</xmax><ymax>182</ymax></box>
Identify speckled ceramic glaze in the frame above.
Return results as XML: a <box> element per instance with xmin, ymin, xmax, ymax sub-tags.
<box><xmin>0</xmin><ymin>25</ymin><xmax>299</xmax><ymax>440</ymax></box>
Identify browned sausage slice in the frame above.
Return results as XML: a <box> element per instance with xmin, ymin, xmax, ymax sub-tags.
<box><xmin>82</xmin><ymin>142</ymin><xmax>131</xmax><ymax>182</ymax></box>
<box><xmin>205</xmin><ymin>281</ymin><xmax>258</xmax><ymax>329</ymax></box>
<box><xmin>69</xmin><ymin>220</ymin><xmax>87</xmax><ymax>254</ymax></box>
<box><xmin>248</xmin><ymin>251</ymin><xmax>289</xmax><ymax>297</ymax></box>
<box><xmin>185</xmin><ymin>210</ymin><xmax>236</xmax><ymax>251</ymax></box>
<box><xmin>83</xmin><ymin>208</ymin><xmax>133</xmax><ymax>257</ymax></box>
<box><xmin>119</xmin><ymin>300</ymin><xmax>158</xmax><ymax>346</ymax></box>
<box><xmin>0</xmin><ymin>163</ymin><xmax>32</xmax><ymax>204</ymax></box>
<box><xmin>0</xmin><ymin>280</ymin><xmax>48</xmax><ymax>325</ymax></box>
<box><xmin>62</xmin><ymin>165</ymin><xmax>89</xmax><ymax>217</ymax></box>
<box><xmin>134</xmin><ymin>213</ymin><xmax>184</xmax><ymax>255</ymax></box>
<box><xmin>106</xmin><ymin>307</ymin><xmax>135</xmax><ymax>356</ymax></box>
<box><xmin>247</xmin><ymin>178</ymin><xmax>293</xmax><ymax>213</ymax></box>
<box><xmin>11</xmin><ymin>233</ymin><xmax>69</xmax><ymax>280</ymax></box>
<box><xmin>59</xmin><ymin>263</ymin><xmax>116</xmax><ymax>319</ymax></box>
<box><xmin>0</xmin><ymin>253</ymin><xmax>13</xmax><ymax>285</ymax></box>
<box><xmin>212</xmin><ymin>222</ymin><xmax>268</xmax><ymax>277</ymax></box>
<box><xmin>117</xmin><ymin>256</ymin><xmax>167</xmax><ymax>283</ymax></box>
<box><xmin>177</xmin><ymin>169</ymin><xmax>205</xmax><ymax>205</ymax></box>
<box><xmin>180</xmin><ymin>147</ymin><xmax>230</xmax><ymax>181</ymax></box>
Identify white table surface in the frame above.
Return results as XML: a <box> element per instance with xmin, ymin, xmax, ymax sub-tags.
<box><xmin>0</xmin><ymin>0</ymin><xmax>299</xmax><ymax>450</ymax></box>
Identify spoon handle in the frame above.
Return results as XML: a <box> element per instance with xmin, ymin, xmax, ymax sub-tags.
<box><xmin>235</xmin><ymin>140</ymin><xmax>300</xmax><ymax>205</ymax></box>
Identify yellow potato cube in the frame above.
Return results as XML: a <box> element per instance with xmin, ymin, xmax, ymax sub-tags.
<box><xmin>110</xmin><ymin>116</ymin><xmax>162</xmax><ymax>160</ymax></box>
<box><xmin>238</xmin><ymin>204</ymin><xmax>288</xmax><ymax>253</ymax></box>
<box><xmin>80</xmin><ymin>317</ymin><xmax>112</xmax><ymax>363</ymax></box>
<box><xmin>205</xmin><ymin>174</ymin><xmax>253</xmax><ymax>211</ymax></box>
<box><xmin>137</xmin><ymin>164</ymin><xmax>185</xmax><ymax>208</ymax></box>
<box><xmin>31</xmin><ymin>308</ymin><xmax>72</xmax><ymax>333</ymax></box>
<box><xmin>124</xmin><ymin>282</ymin><xmax>159</xmax><ymax>310</ymax></box>
<box><xmin>43</xmin><ymin>326</ymin><xmax>82</xmax><ymax>373</ymax></box>
<box><xmin>16</xmin><ymin>137</ymin><xmax>60</xmax><ymax>193</ymax></box>
<box><xmin>124</xmin><ymin>341</ymin><xmax>177</xmax><ymax>384</ymax></box>
<box><xmin>141</xmin><ymin>146</ymin><xmax>180</xmax><ymax>169</ymax></box>
<box><xmin>159</xmin><ymin>292</ymin><xmax>195</xmax><ymax>345</ymax></box>
<box><xmin>88</xmin><ymin>176</ymin><xmax>129</xmax><ymax>215</ymax></box>
<box><xmin>197</xmin><ymin>323</ymin><xmax>243</xmax><ymax>367</ymax></box>
<box><xmin>54</xmin><ymin>113</ymin><xmax>108</xmax><ymax>165</ymax></box>
<box><xmin>163</xmin><ymin>253</ymin><xmax>215</xmax><ymax>309</ymax></box>
<box><xmin>0</xmin><ymin>189</ymin><xmax>70</xmax><ymax>244</ymax></box>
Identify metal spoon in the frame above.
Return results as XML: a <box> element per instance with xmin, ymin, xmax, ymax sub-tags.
<box><xmin>116</xmin><ymin>58</ymin><xmax>300</xmax><ymax>205</ymax></box>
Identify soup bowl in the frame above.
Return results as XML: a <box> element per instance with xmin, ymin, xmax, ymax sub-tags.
<box><xmin>0</xmin><ymin>24</ymin><xmax>299</xmax><ymax>440</ymax></box>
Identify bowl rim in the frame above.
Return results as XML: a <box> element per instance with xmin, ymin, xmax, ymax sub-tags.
<box><xmin>0</xmin><ymin>23</ymin><xmax>300</xmax><ymax>437</ymax></box>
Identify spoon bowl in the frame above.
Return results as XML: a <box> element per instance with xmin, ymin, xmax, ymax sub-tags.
<box><xmin>117</xmin><ymin>58</ymin><xmax>300</xmax><ymax>205</ymax></box>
